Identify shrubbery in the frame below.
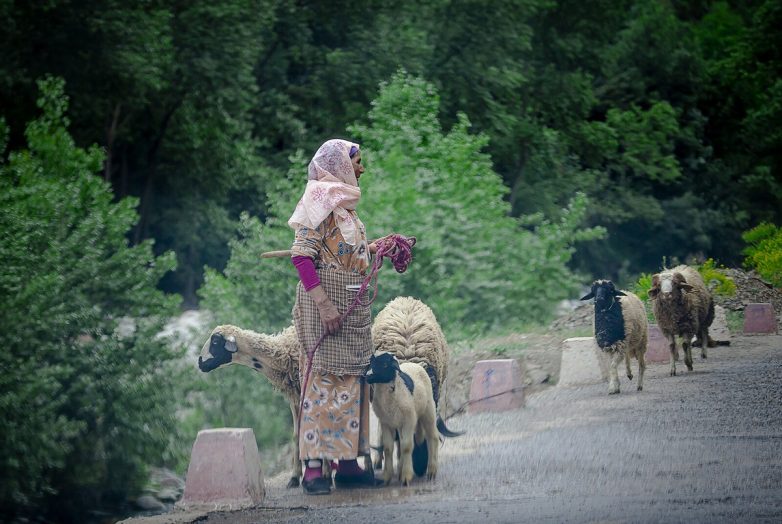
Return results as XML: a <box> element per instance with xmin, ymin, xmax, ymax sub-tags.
<box><xmin>742</xmin><ymin>223</ymin><xmax>782</xmax><ymax>287</ymax></box>
<box><xmin>0</xmin><ymin>79</ymin><xmax>182</xmax><ymax>520</ymax></box>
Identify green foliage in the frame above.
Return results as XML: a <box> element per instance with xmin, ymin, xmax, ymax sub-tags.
<box><xmin>0</xmin><ymin>78</ymin><xmax>181</xmax><ymax>520</ymax></box>
<box><xmin>351</xmin><ymin>72</ymin><xmax>605</xmax><ymax>334</ymax></box>
<box><xmin>742</xmin><ymin>223</ymin><xmax>782</xmax><ymax>287</ymax></box>
<box><xmin>698</xmin><ymin>258</ymin><xmax>736</xmax><ymax>296</ymax></box>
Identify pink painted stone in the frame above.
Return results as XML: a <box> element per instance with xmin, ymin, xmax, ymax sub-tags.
<box><xmin>646</xmin><ymin>325</ymin><xmax>671</xmax><ymax>363</ymax></box>
<box><xmin>469</xmin><ymin>359</ymin><xmax>524</xmax><ymax>414</ymax></box>
<box><xmin>179</xmin><ymin>428</ymin><xmax>265</xmax><ymax>508</ymax></box>
<box><xmin>743</xmin><ymin>303</ymin><xmax>778</xmax><ymax>334</ymax></box>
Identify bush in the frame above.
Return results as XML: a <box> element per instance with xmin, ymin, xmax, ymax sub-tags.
<box><xmin>0</xmin><ymin>78</ymin><xmax>181</xmax><ymax>520</ymax></box>
<box><xmin>698</xmin><ymin>258</ymin><xmax>736</xmax><ymax>296</ymax></box>
<box><xmin>742</xmin><ymin>223</ymin><xmax>782</xmax><ymax>287</ymax></box>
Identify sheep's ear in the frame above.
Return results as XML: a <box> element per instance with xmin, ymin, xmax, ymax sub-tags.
<box><xmin>648</xmin><ymin>288</ymin><xmax>659</xmax><ymax>299</ymax></box>
<box><xmin>225</xmin><ymin>335</ymin><xmax>238</xmax><ymax>353</ymax></box>
<box><xmin>614</xmin><ymin>290</ymin><xmax>627</xmax><ymax>297</ymax></box>
<box><xmin>580</xmin><ymin>291</ymin><xmax>594</xmax><ymax>301</ymax></box>
<box><xmin>678</xmin><ymin>283</ymin><xmax>694</xmax><ymax>292</ymax></box>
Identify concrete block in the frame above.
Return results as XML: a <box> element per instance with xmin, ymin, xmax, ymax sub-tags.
<box><xmin>179</xmin><ymin>428</ymin><xmax>264</xmax><ymax>509</ymax></box>
<box><xmin>710</xmin><ymin>305</ymin><xmax>731</xmax><ymax>343</ymax></box>
<box><xmin>469</xmin><ymin>359</ymin><xmax>524</xmax><ymax>413</ymax></box>
<box><xmin>744</xmin><ymin>303</ymin><xmax>778</xmax><ymax>334</ymax></box>
<box><xmin>558</xmin><ymin>337</ymin><xmax>606</xmax><ymax>387</ymax></box>
<box><xmin>646</xmin><ymin>325</ymin><xmax>671</xmax><ymax>364</ymax></box>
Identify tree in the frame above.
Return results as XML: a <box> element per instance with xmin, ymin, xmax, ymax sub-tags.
<box><xmin>0</xmin><ymin>78</ymin><xmax>181</xmax><ymax>521</ymax></box>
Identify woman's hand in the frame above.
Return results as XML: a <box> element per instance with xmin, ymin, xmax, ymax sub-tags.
<box><xmin>308</xmin><ymin>285</ymin><xmax>342</xmax><ymax>335</ymax></box>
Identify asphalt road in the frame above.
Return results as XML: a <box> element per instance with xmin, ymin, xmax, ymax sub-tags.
<box><xmin>128</xmin><ymin>334</ymin><xmax>782</xmax><ymax>524</ymax></box>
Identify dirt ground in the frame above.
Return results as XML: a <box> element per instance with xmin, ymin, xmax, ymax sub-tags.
<box><xmin>124</xmin><ymin>332</ymin><xmax>782</xmax><ymax>524</ymax></box>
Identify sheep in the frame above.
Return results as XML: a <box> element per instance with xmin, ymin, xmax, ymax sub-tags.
<box><xmin>581</xmin><ymin>280</ymin><xmax>648</xmax><ymax>394</ymax></box>
<box><xmin>648</xmin><ymin>265</ymin><xmax>715</xmax><ymax>376</ymax></box>
<box><xmin>370</xmin><ymin>296</ymin><xmax>462</xmax><ymax>474</ymax></box>
<box><xmin>197</xmin><ymin>324</ymin><xmax>307</xmax><ymax>488</ymax></box>
<box><xmin>365</xmin><ymin>352</ymin><xmax>440</xmax><ymax>486</ymax></box>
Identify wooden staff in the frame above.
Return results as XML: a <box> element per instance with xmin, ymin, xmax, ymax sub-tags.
<box><xmin>260</xmin><ymin>250</ymin><xmax>294</xmax><ymax>259</ymax></box>
<box><xmin>260</xmin><ymin>237</ymin><xmax>414</xmax><ymax>259</ymax></box>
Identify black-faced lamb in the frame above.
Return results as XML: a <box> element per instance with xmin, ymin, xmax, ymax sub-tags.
<box><xmin>365</xmin><ymin>352</ymin><xmax>440</xmax><ymax>486</ymax></box>
<box><xmin>370</xmin><ymin>297</ymin><xmax>462</xmax><ymax>474</ymax></box>
<box><xmin>581</xmin><ymin>280</ymin><xmax>648</xmax><ymax>394</ymax></box>
<box><xmin>648</xmin><ymin>265</ymin><xmax>715</xmax><ymax>376</ymax></box>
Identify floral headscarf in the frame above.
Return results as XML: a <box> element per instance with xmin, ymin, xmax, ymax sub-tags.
<box><xmin>288</xmin><ymin>139</ymin><xmax>365</xmax><ymax>246</ymax></box>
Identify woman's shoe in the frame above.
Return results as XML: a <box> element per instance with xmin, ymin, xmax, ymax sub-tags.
<box><xmin>302</xmin><ymin>476</ymin><xmax>331</xmax><ymax>495</ymax></box>
<box><xmin>333</xmin><ymin>469</ymin><xmax>384</xmax><ymax>489</ymax></box>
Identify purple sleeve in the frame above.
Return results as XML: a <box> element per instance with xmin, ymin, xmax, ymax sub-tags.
<box><xmin>292</xmin><ymin>256</ymin><xmax>320</xmax><ymax>291</ymax></box>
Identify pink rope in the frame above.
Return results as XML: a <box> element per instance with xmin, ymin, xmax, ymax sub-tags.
<box><xmin>296</xmin><ymin>234</ymin><xmax>415</xmax><ymax>447</ymax></box>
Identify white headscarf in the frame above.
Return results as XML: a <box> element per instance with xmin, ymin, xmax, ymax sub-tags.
<box><xmin>288</xmin><ymin>139</ymin><xmax>365</xmax><ymax>246</ymax></box>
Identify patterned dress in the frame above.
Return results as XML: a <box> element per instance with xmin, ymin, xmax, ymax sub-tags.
<box><xmin>291</xmin><ymin>210</ymin><xmax>372</xmax><ymax>461</ymax></box>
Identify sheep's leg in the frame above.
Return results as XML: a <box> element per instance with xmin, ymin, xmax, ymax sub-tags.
<box><xmin>637</xmin><ymin>350</ymin><xmax>646</xmax><ymax>391</ymax></box>
<box><xmin>422</xmin><ymin>413</ymin><xmax>439</xmax><ymax>480</ymax></box>
<box><xmin>287</xmin><ymin>402</ymin><xmax>301</xmax><ymax>488</ymax></box>
<box><xmin>700</xmin><ymin>326</ymin><xmax>709</xmax><ymax>359</ymax></box>
<box><xmin>380</xmin><ymin>425</ymin><xmax>396</xmax><ymax>485</ymax></box>
<box><xmin>608</xmin><ymin>351</ymin><xmax>623</xmax><ymax>394</ymax></box>
<box><xmin>373</xmin><ymin>446</ymin><xmax>383</xmax><ymax>470</ymax></box>
<box><xmin>625</xmin><ymin>352</ymin><xmax>633</xmax><ymax>380</ymax></box>
<box><xmin>682</xmin><ymin>333</ymin><xmax>694</xmax><ymax>371</ymax></box>
<box><xmin>668</xmin><ymin>334</ymin><xmax>678</xmax><ymax>376</ymax></box>
<box><xmin>398</xmin><ymin>425</ymin><xmax>415</xmax><ymax>487</ymax></box>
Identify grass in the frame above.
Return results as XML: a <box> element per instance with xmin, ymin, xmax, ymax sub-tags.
<box><xmin>726</xmin><ymin>309</ymin><xmax>744</xmax><ymax>334</ymax></box>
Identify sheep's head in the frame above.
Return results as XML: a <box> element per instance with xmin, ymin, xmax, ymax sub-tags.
<box><xmin>580</xmin><ymin>280</ymin><xmax>626</xmax><ymax>311</ymax></box>
<box><xmin>198</xmin><ymin>326</ymin><xmax>239</xmax><ymax>372</ymax></box>
<box><xmin>648</xmin><ymin>272</ymin><xmax>693</xmax><ymax>301</ymax></box>
<box><xmin>365</xmin><ymin>351</ymin><xmax>400</xmax><ymax>385</ymax></box>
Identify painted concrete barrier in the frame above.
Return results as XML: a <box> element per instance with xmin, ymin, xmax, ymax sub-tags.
<box><xmin>558</xmin><ymin>337</ymin><xmax>606</xmax><ymax>387</ymax></box>
<box><xmin>179</xmin><ymin>428</ymin><xmax>265</xmax><ymax>509</ymax></box>
<box><xmin>743</xmin><ymin>303</ymin><xmax>778</xmax><ymax>334</ymax></box>
<box><xmin>469</xmin><ymin>359</ymin><xmax>524</xmax><ymax>413</ymax></box>
<box><xmin>646</xmin><ymin>325</ymin><xmax>670</xmax><ymax>363</ymax></box>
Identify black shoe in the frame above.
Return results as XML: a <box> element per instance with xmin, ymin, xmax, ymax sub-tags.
<box><xmin>334</xmin><ymin>470</ymin><xmax>384</xmax><ymax>489</ymax></box>
<box><xmin>302</xmin><ymin>476</ymin><xmax>331</xmax><ymax>495</ymax></box>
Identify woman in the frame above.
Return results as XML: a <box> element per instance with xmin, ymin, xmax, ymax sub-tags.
<box><xmin>288</xmin><ymin>139</ymin><xmax>384</xmax><ymax>495</ymax></box>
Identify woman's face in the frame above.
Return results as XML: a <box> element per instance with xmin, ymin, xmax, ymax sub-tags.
<box><xmin>351</xmin><ymin>151</ymin><xmax>364</xmax><ymax>182</ymax></box>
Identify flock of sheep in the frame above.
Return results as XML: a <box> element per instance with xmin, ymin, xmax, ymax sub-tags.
<box><xmin>196</xmin><ymin>264</ymin><xmax>718</xmax><ymax>487</ymax></box>
<box><xmin>582</xmin><ymin>264</ymin><xmax>718</xmax><ymax>394</ymax></box>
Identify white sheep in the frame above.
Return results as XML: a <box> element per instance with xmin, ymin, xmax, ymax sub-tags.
<box><xmin>648</xmin><ymin>265</ymin><xmax>715</xmax><ymax>376</ymax></box>
<box><xmin>198</xmin><ymin>324</ymin><xmax>306</xmax><ymax>487</ymax></box>
<box><xmin>365</xmin><ymin>352</ymin><xmax>439</xmax><ymax>486</ymax></box>
<box><xmin>581</xmin><ymin>280</ymin><xmax>648</xmax><ymax>394</ymax></box>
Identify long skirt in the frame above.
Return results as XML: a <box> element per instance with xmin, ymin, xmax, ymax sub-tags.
<box><xmin>298</xmin><ymin>370</ymin><xmax>371</xmax><ymax>461</ymax></box>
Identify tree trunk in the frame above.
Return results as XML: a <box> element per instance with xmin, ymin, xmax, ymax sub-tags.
<box><xmin>104</xmin><ymin>104</ymin><xmax>121</xmax><ymax>183</ymax></box>
<box><xmin>134</xmin><ymin>99</ymin><xmax>183</xmax><ymax>244</ymax></box>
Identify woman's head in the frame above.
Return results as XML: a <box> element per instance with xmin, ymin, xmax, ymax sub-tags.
<box><xmin>308</xmin><ymin>139</ymin><xmax>362</xmax><ymax>186</ymax></box>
